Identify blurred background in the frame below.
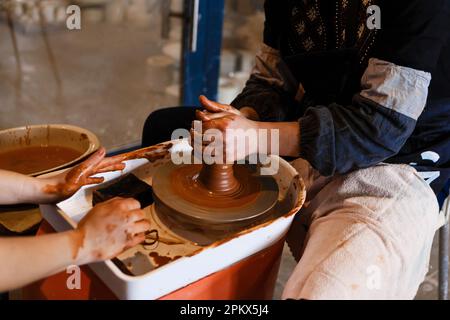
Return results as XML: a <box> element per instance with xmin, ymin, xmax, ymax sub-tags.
<box><xmin>0</xmin><ymin>0</ymin><xmax>263</xmax><ymax>150</ymax></box>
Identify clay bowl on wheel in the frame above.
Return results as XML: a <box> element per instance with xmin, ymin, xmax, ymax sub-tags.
<box><xmin>152</xmin><ymin>162</ymin><xmax>280</xmax><ymax>233</ymax></box>
<box><xmin>0</xmin><ymin>124</ymin><xmax>100</xmax><ymax>176</ymax></box>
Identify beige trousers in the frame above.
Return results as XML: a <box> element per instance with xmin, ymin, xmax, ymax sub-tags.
<box><xmin>283</xmin><ymin>160</ymin><xmax>441</xmax><ymax>300</ymax></box>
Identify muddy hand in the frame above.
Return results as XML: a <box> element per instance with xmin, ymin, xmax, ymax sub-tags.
<box><xmin>194</xmin><ymin>97</ymin><xmax>259</xmax><ymax>163</ymax></box>
<box><xmin>100</xmin><ymin>143</ymin><xmax>172</xmax><ymax>165</ymax></box>
<box><xmin>72</xmin><ymin>197</ymin><xmax>151</xmax><ymax>264</ymax></box>
<box><xmin>199</xmin><ymin>95</ymin><xmax>259</xmax><ymax>120</ymax></box>
<box><xmin>199</xmin><ymin>95</ymin><xmax>242</xmax><ymax>116</ymax></box>
<box><xmin>44</xmin><ymin>147</ymin><xmax>125</xmax><ymax>199</ymax></box>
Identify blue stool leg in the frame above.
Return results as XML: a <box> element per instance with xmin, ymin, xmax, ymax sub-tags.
<box><xmin>439</xmin><ymin>221</ymin><xmax>449</xmax><ymax>300</ymax></box>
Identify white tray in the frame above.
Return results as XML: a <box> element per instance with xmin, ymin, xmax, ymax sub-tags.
<box><xmin>40</xmin><ymin>141</ymin><xmax>306</xmax><ymax>300</ymax></box>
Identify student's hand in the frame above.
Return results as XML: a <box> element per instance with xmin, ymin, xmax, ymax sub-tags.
<box><xmin>193</xmin><ymin>96</ymin><xmax>261</xmax><ymax>163</ymax></box>
<box><xmin>42</xmin><ymin>147</ymin><xmax>126</xmax><ymax>201</ymax></box>
<box><xmin>73</xmin><ymin>197</ymin><xmax>150</xmax><ymax>264</ymax></box>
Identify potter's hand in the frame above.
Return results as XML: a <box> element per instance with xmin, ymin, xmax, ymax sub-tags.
<box><xmin>193</xmin><ymin>96</ymin><xmax>261</xmax><ymax>163</ymax></box>
<box><xmin>74</xmin><ymin>197</ymin><xmax>150</xmax><ymax>264</ymax></box>
<box><xmin>199</xmin><ymin>95</ymin><xmax>260</xmax><ymax>120</ymax></box>
<box><xmin>43</xmin><ymin>147</ymin><xmax>126</xmax><ymax>201</ymax></box>
<box><xmin>0</xmin><ymin>197</ymin><xmax>149</xmax><ymax>292</ymax></box>
<box><xmin>194</xmin><ymin>95</ymin><xmax>301</xmax><ymax>161</ymax></box>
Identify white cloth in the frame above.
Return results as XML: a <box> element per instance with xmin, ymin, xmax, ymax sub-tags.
<box><xmin>283</xmin><ymin>160</ymin><xmax>440</xmax><ymax>300</ymax></box>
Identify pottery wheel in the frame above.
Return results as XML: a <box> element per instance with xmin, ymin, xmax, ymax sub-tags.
<box><xmin>152</xmin><ymin>162</ymin><xmax>279</xmax><ymax>226</ymax></box>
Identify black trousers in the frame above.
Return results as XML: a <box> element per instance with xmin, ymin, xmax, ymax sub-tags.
<box><xmin>142</xmin><ymin>106</ymin><xmax>200</xmax><ymax>147</ymax></box>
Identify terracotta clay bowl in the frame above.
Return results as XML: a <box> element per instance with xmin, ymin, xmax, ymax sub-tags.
<box><xmin>0</xmin><ymin>124</ymin><xmax>100</xmax><ymax>176</ymax></box>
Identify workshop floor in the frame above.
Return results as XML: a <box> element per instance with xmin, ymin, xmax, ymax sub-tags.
<box><xmin>0</xmin><ymin>20</ymin><xmax>179</xmax><ymax>150</ymax></box>
<box><xmin>0</xmin><ymin>5</ymin><xmax>447</xmax><ymax>300</ymax></box>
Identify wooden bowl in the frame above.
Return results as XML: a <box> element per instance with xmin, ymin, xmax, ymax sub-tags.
<box><xmin>0</xmin><ymin>124</ymin><xmax>100</xmax><ymax>176</ymax></box>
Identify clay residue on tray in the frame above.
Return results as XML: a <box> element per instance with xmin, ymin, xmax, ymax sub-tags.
<box><xmin>149</xmin><ymin>252</ymin><xmax>181</xmax><ymax>267</ymax></box>
<box><xmin>150</xmin><ymin>254</ymin><xmax>172</xmax><ymax>266</ymax></box>
<box><xmin>114</xmin><ymin>205</ymin><xmax>201</xmax><ymax>275</ymax></box>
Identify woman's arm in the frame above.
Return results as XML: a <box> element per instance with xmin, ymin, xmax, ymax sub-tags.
<box><xmin>0</xmin><ymin>148</ymin><xmax>125</xmax><ymax>205</ymax></box>
<box><xmin>0</xmin><ymin>230</ymin><xmax>83</xmax><ymax>292</ymax></box>
<box><xmin>0</xmin><ymin>197</ymin><xmax>150</xmax><ymax>292</ymax></box>
<box><xmin>0</xmin><ymin>169</ymin><xmax>68</xmax><ymax>204</ymax></box>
